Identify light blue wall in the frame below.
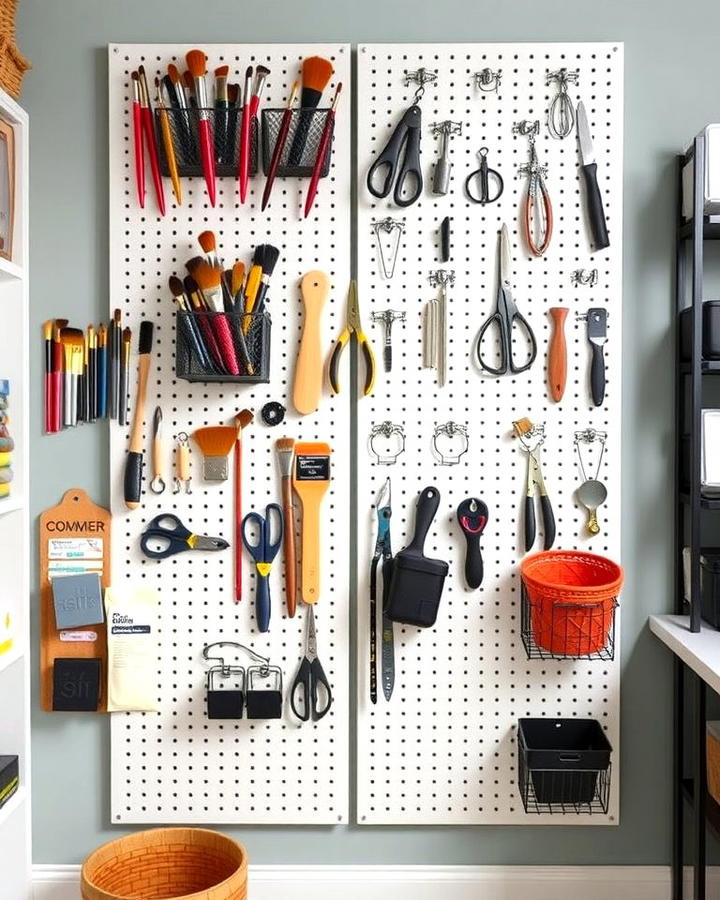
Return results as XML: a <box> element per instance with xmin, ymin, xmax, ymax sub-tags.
<box><xmin>19</xmin><ymin>0</ymin><xmax>708</xmax><ymax>866</ymax></box>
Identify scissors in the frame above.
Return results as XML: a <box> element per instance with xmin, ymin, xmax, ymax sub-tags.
<box><xmin>241</xmin><ymin>503</ymin><xmax>283</xmax><ymax>633</ymax></box>
<box><xmin>465</xmin><ymin>148</ymin><xmax>504</xmax><ymax>205</ymax></box>
<box><xmin>366</xmin><ymin>105</ymin><xmax>423</xmax><ymax>208</ymax></box>
<box><xmin>140</xmin><ymin>513</ymin><xmax>229</xmax><ymax>560</ymax></box>
<box><xmin>476</xmin><ymin>225</ymin><xmax>537</xmax><ymax>375</ymax></box>
<box><xmin>290</xmin><ymin>607</ymin><xmax>332</xmax><ymax>722</ymax></box>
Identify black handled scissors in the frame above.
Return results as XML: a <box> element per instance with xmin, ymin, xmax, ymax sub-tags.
<box><xmin>367</xmin><ymin>105</ymin><xmax>423</xmax><ymax>208</ymax></box>
<box><xmin>290</xmin><ymin>607</ymin><xmax>332</xmax><ymax>722</ymax></box>
<box><xmin>241</xmin><ymin>503</ymin><xmax>283</xmax><ymax>634</ymax></box>
<box><xmin>465</xmin><ymin>147</ymin><xmax>503</xmax><ymax>205</ymax></box>
<box><xmin>477</xmin><ymin>224</ymin><xmax>537</xmax><ymax>375</ymax></box>
<box><xmin>140</xmin><ymin>513</ymin><xmax>229</xmax><ymax>560</ymax></box>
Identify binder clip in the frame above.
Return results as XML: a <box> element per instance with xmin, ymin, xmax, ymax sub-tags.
<box><xmin>246</xmin><ymin>665</ymin><xmax>284</xmax><ymax>719</ymax></box>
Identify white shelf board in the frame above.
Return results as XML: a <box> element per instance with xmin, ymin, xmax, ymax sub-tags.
<box><xmin>0</xmin><ymin>495</ymin><xmax>25</xmax><ymax>516</ymax></box>
<box><xmin>0</xmin><ymin>257</ymin><xmax>23</xmax><ymax>282</ymax></box>
<box><xmin>649</xmin><ymin>614</ymin><xmax>720</xmax><ymax>694</ymax></box>
<box><xmin>0</xmin><ymin>786</ymin><xmax>25</xmax><ymax>828</ymax></box>
<box><xmin>0</xmin><ymin>645</ymin><xmax>23</xmax><ymax>676</ymax></box>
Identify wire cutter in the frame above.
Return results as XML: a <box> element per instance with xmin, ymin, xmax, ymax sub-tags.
<box><xmin>513</xmin><ymin>423</ymin><xmax>556</xmax><ymax>552</ymax></box>
<box><xmin>329</xmin><ymin>280</ymin><xmax>376</xmax><ymax>396</ymax></box>
<box><xmin>139</xmin><ymin>513</ymin><xmax>229</xmax><ymax>560</ymax></box>
<box><xmin>477</xmin><ymin>225</ymin><xmax>537</xmax><ymax>375</ymax></box>
<box><xmin>370</xmin><ymin>478</ymin><xmax>394</xmax><ymax>704</ymax></box>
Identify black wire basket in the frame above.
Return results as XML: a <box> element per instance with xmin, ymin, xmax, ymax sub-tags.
<box><xmin>518</xmin><ymin>718</ymin><xmax>612</xmax><ymax>814</ymax></box>
<box><xmin>261</xmin><ymin>108</ymin><xmax>335</xmax><ymax>178</ymax></box>
<box><xmin>520</xmin><ymin>582</ymin><xmax>617</xmax><ymax>661</ymax></box>
<box><xmin>155</xmin><ymin>108</ymin><xmax>259</xmax><ymax>178</ymax></box>
<box><xmin>175</xmin><ymin>310</ymin><xmax>270</xmax><ymax>384</ymax></box>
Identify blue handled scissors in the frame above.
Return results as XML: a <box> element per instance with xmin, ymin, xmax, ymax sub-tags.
<box><xmin>290</xmin><ymin>606</ymin><xmax>333</xmax><ymax>722</ymax></box>
<box><xmin>140</xmin><ymin>513</ymin><xmax>229</xmax><ymax>560</ymax></box>
<box><xmin>241</xmin><ymin>503</ymin><xmax>283</xmax><ymax>633</ymax></box>
<box><xmin>476</xmin><ymin>224</ymin><xmax>537</xmax><ymax>375</ymax></box>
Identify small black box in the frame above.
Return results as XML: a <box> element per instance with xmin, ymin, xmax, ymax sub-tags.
<box><xmin>679</xmin><ymin>301</ymin><xmax>720</xmax><ymax>360</ymax></box>
<box><xmin>52</xmin><ymin>657</ymin><xmax>101</xmax><ymax>711</ymax></box>
<box><xmin>0</xmin><ymin>755</ymin><xmax>19</xmax><ymax>810</ymax></box>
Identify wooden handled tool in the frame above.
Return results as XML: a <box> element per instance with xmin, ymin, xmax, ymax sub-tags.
<box><xmin>292</xmin><ymin>441</ymin><xmax>332</xmax><ymax>605</ymax></box>
<box><xmin>275</xmin><ymin>438</ymin><xmax>297</xmax><ymax>617</ymax></box>
<box><xmin>150</xmin><ymin>407</ymin><xmax>166</xmax><ymax>494</ymax></box>
<box><xmin>234</xmin><ymin>409</ymin><xmax>254</xmax><ymax>604</ymax></box>
<box><xmin>547</xmin><ymin>307</ymin><xmax>568</xmax><ymax>402</ymax></box>
<box><xmin>123</xmin><ymin>321</ymin><xmax>154</xmax><ymax>509</ymax></box>
<box><xmin>293</xmin><ymin>271</ymin><xmax>329</xmax><ymax>415</ymax></box>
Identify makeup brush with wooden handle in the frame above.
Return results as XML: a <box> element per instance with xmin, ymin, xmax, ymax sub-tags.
<box><xmin>293</xmin><ymin>271</ymin><xmax>329</xmax><ymax>415</ymax></box>
<box><xmin>123</xmin><ymin>321</ymin><xmax>154</xmax><ymax>510</ymax></box>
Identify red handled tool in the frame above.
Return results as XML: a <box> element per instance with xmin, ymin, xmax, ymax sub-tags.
<box><xmin>238</xmin><ymin>65</ymin><xmax>269</xmax><ymax>203</ymax></box>
<box><xmin>304</xmin><ymin>83</ymin><xmax>342</xmax><ymax>219</ymax></box>
<box><xmin>137</xmin><ymin>66</ymin><xmax>165</xmax><ymax>215</ymax></box>
<box><xmin>186</xmin><ymin>49</ymin><xmax>216</xmax><ymax>207</ymax></box>
<box><xmin>261</xmin><ymin>81</ymin><xmax>299</xmax><ymax>212</ymax></box>
<box><xmin>131</xmin><ymin>71</ymin><xmax>145</xmax><ymax>207</ymax></box>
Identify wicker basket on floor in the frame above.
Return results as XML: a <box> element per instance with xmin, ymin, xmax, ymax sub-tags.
<box><xmin>80</xmin><ymin>827</ymin><xmax>248</xmax><ymax>900</ymax></box>
<box><xmin>0</xmin><ymin>0</ymin><xmax>30</xmax><ymax>99</ymax></box>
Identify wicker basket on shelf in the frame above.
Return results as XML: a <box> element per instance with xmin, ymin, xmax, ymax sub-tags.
<box><xmin>80</xmin><ymin>827</ymin><xmax>248</xmax><ymax>900</ymax></box>
<box><xmin>0</xmin><ymin>35</ymin><xmax>30</xmax><ymax>98</ymax></box>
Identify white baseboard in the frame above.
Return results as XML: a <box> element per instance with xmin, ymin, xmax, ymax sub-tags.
<box><xmin>30</xmin><ymin>863</ymin><xmax>720</xmax><ymax>900</ymax></box>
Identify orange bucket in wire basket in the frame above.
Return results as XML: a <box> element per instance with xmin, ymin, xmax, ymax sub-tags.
<box><xmin>80</xmin><ymin>827</ymin><xmax>247</xmax><ymax>900</ymax></box>
<box><xmin>520</xmin><ymin>550</ymin><xmax>623</xmax><ymax>656</ymax></box>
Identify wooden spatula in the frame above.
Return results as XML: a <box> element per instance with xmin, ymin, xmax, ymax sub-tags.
<box><xmin>293</xmin><ymin>271</ymin><xmax>329</xmax><ymax>415</ymax></box>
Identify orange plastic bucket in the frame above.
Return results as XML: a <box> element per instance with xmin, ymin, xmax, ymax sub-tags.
<box><xmin>520</xmin><ymin>551</ymin><xmax>623</xmax><ymax>656</ymax></box>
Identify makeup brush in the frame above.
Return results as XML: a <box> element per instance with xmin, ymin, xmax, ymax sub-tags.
<box><xmin>194</xmin><ymin>262</ymin><xmax>240</xmax><ymax>375</ymax></box>
<box><xmin>137</xmin><ymin>65</ymin><xmax>166</xmax><ymax>215</ymax></box>
<box><xmin>261</xmin><ymin>81</ymin><xmax>299</xmax><ymax>211</ymax></box>
<box><xmin>186</xmin><ymin>50</ymin><xmax>216</xmax><ymax>206</ymax></box>
<box><xmin>184</xmin><ymin>274</ymin><xmax>226</xmax><ymax>373</ymax></box>
<box><xmin>131</xmin><ymin>72</ymin><xmax>145</xmax><ymax>207</ymax></box>
<box><xmin>214</xmin><ymin>65</ymin><xmax>230</xmax><ymax>165</ymax></box>
<box><xmin>155</xmin><ymin>77</ymin><xmax>182</xmax><ymax>205</ymax></box>
<box><xmin>119</xmin><ymin>327</ymin><xmax>131</xmax><ymax>427</ymax></box>
<box><xmin>238</xmin><ymin>65</ymin><xmax>270</xmax><ymax>202</ymax></box>
<box><xmin>234</xmin><ymin>409</ymin><xmax>254</xmax><ymax>604</ymax></box>
<box><xmin>61</xmin><ymin>328</ymin><xmax>84</xmax><ymax>428</ymax></box>
<box><xmin>169</xmin><ymin>274</ymin><xmax>212</xmax><ymax>371</ymax></box>
<box><xmin>43</xmin><ymin>321</ymin><xmax>53</xmax><ymax>433</ymax></box>
<box><xmin>123</xmin><ymin>321</ymin><xmax>154</xmax><ymax>510</ymax></box>
<box><xmin>254</xmin><ymin>244</ymin><xmax>280</xmax><ymax>315</ymax></box>
<box><xmin>97</xmin><ymin>324</ymin><xmax>107</xmax><ymax>419</ymax></box>
<box><xmin>305</xmin><ymin>83</ymin><xmax>342</xmax><ymax>218</ymax></box>
<box><xmin>275</xmin><ymin>437</ymin><xmax>297</xmax><ymax>617</ymax></box>
<box><xmin>288</xmin><ymin>56</ymin><xmax>334</xmax><ymax>166</ymax></box>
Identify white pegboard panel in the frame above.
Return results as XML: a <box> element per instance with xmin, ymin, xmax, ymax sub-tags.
<box><xmin>108</xmin><ymin>43</ymin><xmax>350</xmax><ymax>824</ymax></box>
<box><xmin>356</xmin><ymin>43</ymin><xmax>623</xmax><ymax>825</ymax></box>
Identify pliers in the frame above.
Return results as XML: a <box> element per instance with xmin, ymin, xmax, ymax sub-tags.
<box><xmin>523</xmin><ymin>442</ymin><xmax>556</xmax><ymax>552</ymax></box>
<box><xmin>329</xmin><ymin>280</ymin><xmax>376</xmax><ymax>396</ymax></box>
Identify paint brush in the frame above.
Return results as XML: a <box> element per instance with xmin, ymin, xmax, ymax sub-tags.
<box><xmin>186</xmin><ymin>49</ymin><xmax>216</xmax><ymax>206</ymax></box>
<box><xmin>214</xmin><ymin>65</ymin><xmax>230</xmax><ymax>164</ymax></box>
<box><xmin>262</xmin><ymin>80</ymin><xmax>299</xmax><ymax>211</ymax></box>
<box><xmin>119</xmin><ymin>327</ymin><xmax>131</xmax><ymax>427</ymax></box>
<box><xmin>155</xmin><ymin>77</ymin><xmax>182</xmax><ymax>205</ymax></box>
<box><xmin>184</xmin><ymin>274</ymin><xmax>226</xmax><ymax>373</ymax></box>
<box><xmin>43</xmin><ymin>320</ymin><xmax>53</xmax><ymax>433</ymax></box>
<box><xmin>97</xmin><ymin>324</ymin><xmax>107</xmax><ymax>419</ymax></box>
<box><xmin>131</xmin><ymin>71</ymin><xmax>145</xmax><ymax>207</ymax></box>
<box><xmin>112</xmin><ymin>308</ymin><xmax>121</xmax><ymax>420</ymax></box>
<box><xmin>60</xmin><ymin>328</ymin><xmax>84</xmax><ymax>428</ymax></box>
<box><xmin>275</xmin><ymin>437</ymin><xmax>297</xmax><ymax>617</ymax></box>
<box><xmin>169</xmin><ymin>274</ymin><xmax>213</xmax><ymax>371</ymax></box>
<box><xmin>304</xmin><ymin>82</ymin><xmax>342</xmax><ymax>218</ymax></box>
<box><xmin>252</xmin><ymin>244</ymin><xmax>280</xmax><ymax>316</ymax></box>
<box><xmin>52</xmin><ymin>319</ymin><xmax>67</xmax><ymax>432</ymax></box>
<box><xmin>238</xmin><ymin>65</ymin><xmax>270</xmax><ymax>202</ymax></box>
<box><xmin>123</xmin><ymin>321</ymin><xmax>154</xmax><ymax>509</ymax></box>
<box><xmin>288</xmin><ymin>56</ymin><xmax>334</xmax><ymax>166</ymax></box>
<box><xmin>234</xmin><ymin>409</ymin><xmax>254</xmax><ymax>603</ymax></box>
<box><xmin>137</xmin><ymin>65</ymin><xmax>166</xmax><ymax>215</ymax></box>
<box><xmin>87</xmin><ymin>325</ymin><xmax>96</xmax><ymax>422</ymax></box>
<box><xmin>194</xmin><ymin>262</ymin><xmax>240</xmax><ymax>375</ymax></box>
<box><xmin>167</xmin><ymin>63</ymin><xmax>195</xmax><ymax>159</ymax></box>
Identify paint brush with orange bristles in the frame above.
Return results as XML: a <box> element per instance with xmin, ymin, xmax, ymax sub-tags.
<box><xmin>186</xmin><ymin>49</ymin><xmax>216</xmax><ymax>206</ymax></box>
<box><xmin>194</xmin><ymin>262</ymin><xmax>240</xmax><ymax>375</ymax></box>
<box><xmin>288</xmin><ymin>56</ymin><xmax>334</xmax><ymax>167</ymax></box>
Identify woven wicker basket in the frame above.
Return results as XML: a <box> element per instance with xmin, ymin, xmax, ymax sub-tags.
<box><xmin>0</xmin><ymin>35</ymin><xmax>30</xmax><ymax>99</ymax></box>
<box><xmin>0</xmin><ymin>0</ymin><xmax>18</xmax><ymax>39</ymax></box>
<box><xmin>80</xmin><ymin>828</ymin><xmax>247</xmax><ymax>900</ymax></box>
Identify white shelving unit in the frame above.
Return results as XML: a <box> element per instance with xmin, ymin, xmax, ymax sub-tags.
<box><xmin>0</xmin><ymin>89</ymin><xmax>30</xmax><ymax>899</ymax></box>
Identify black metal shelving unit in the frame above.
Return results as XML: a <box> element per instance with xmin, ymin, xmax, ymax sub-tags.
<box><xmin>674</xmin><ymin>133</ymin><xmax>720</xmax><ymax>900</ymax></box>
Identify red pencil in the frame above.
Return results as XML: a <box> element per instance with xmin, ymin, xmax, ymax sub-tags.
<box><xmin>304</xmin><ymin>83</ymin><xmax>342</xmax><ymax>218</ymax></box>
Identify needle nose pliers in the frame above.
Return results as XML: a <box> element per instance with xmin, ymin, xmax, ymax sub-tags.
<box><xmin>329</xmin><ymin>280</ymin><xmax>376</xmax><ymax>396</ymax></box>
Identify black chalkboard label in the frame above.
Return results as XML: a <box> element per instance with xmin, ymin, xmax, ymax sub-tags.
<box><xmin>295</xmin><ymin>454</ymin><xmax>331</xmax><ymax>481</ymax></box>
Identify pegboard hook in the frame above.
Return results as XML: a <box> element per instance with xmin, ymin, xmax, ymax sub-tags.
<box><xmin>202</xmin><ymin>641</ymin><xmax>270</xmax><ymax>676</ymax></box>
<box><xmin>473</xmin><ymin>68</ymin><xmax>502</xmax><ymax>93</ymax></box>
<box><xmin>404</xmin><ymin>67</ymin><xmax>437</xmax><ymax>103</ymax></box>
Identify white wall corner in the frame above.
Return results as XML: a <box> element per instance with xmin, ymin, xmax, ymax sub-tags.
<box><xmin>31</xmin><ymin>863</ymin><xmax>720</xmax><ymax>900</ymax></box>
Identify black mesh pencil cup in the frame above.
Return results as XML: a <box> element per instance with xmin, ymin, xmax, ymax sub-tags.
<box><xmin>155</xmin><ymin>108</ymin><xmax>259</xmax><ymax>178</ymax></box>
<box><xmin>261</xmin><ymin>108</ymin><xmax>335</xmax><ymax>177</ymax></box>
<box><xmin>175</xmin><ymin>311</ymin><xmax>271</xmax><ymax>384</ymax></box>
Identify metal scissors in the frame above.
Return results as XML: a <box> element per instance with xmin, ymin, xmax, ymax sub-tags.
<box><xmin>465</xmin><ymin>148</ymin><xmax>503</xmax><ymax>205</ymax></box>
<box><xmin>140</xmin><ymin>513</ymin><xmax>229</xmax><ymax>560</ymax></box>
<box><xmin>241</xmin><ymin>503</ymin><xmax>284</xmax><ymax>633</ymax></box>
<box><xmin>367</xmin><ymin>105</ymin><xmax>423</xmax><ymax>207</ymax></box>
<box><xmin>290</xmin><ymin>606</ymin><xmax>332</xmax><ymax>722</ymax></box>
<box><xmin>476</xmin><ymin>224</ymin><xmax>537</xmax><ymax>375</ymax></box>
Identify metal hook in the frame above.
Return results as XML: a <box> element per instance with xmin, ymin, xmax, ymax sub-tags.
<box><xmin>473</xmin><ymin>68</ymin><xmax>502</xmax><ymax>93</ymax></box>
<box><xmin>404</xmin><ymin>67</ymin><xmax>437</xmax><ymax>103</ymax></box>
<box><xmin>571</xmin><ymin>268</ymin><xmax>599</xmax><ymax>287</ymax></box>
<box><xmin>432</xmin><ymin>421</ymin><xmax>469</xmax><ymax>466</ymax></box>
<box><xmin>202</xmin><ymin>641</ymin><xmax>271</xmax><ymax>677</ymax></box>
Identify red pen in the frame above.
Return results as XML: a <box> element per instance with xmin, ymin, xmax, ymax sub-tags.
<box><xmin>131</xmin><ymin>71</ymin><xmax>145</xmax><ymax>207</ymax></box>
<box><xmin>304</xmin><ymin>83</ymin><xmax>342</xmax><ymax>219</ymax></box>
<box><xmin>137</xmin><ymin>66</ymin><xmax>166</xmax><ymax>215</ymax></box>
<box><xmin>186</xmin><ymin>49</ymin><xmax>216</xmax><ymax>207</ymax></box>
<box><xmin>239</xmin><ymin>65</ymin><xmax>269</xmax><ymax>203</ymax></box>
